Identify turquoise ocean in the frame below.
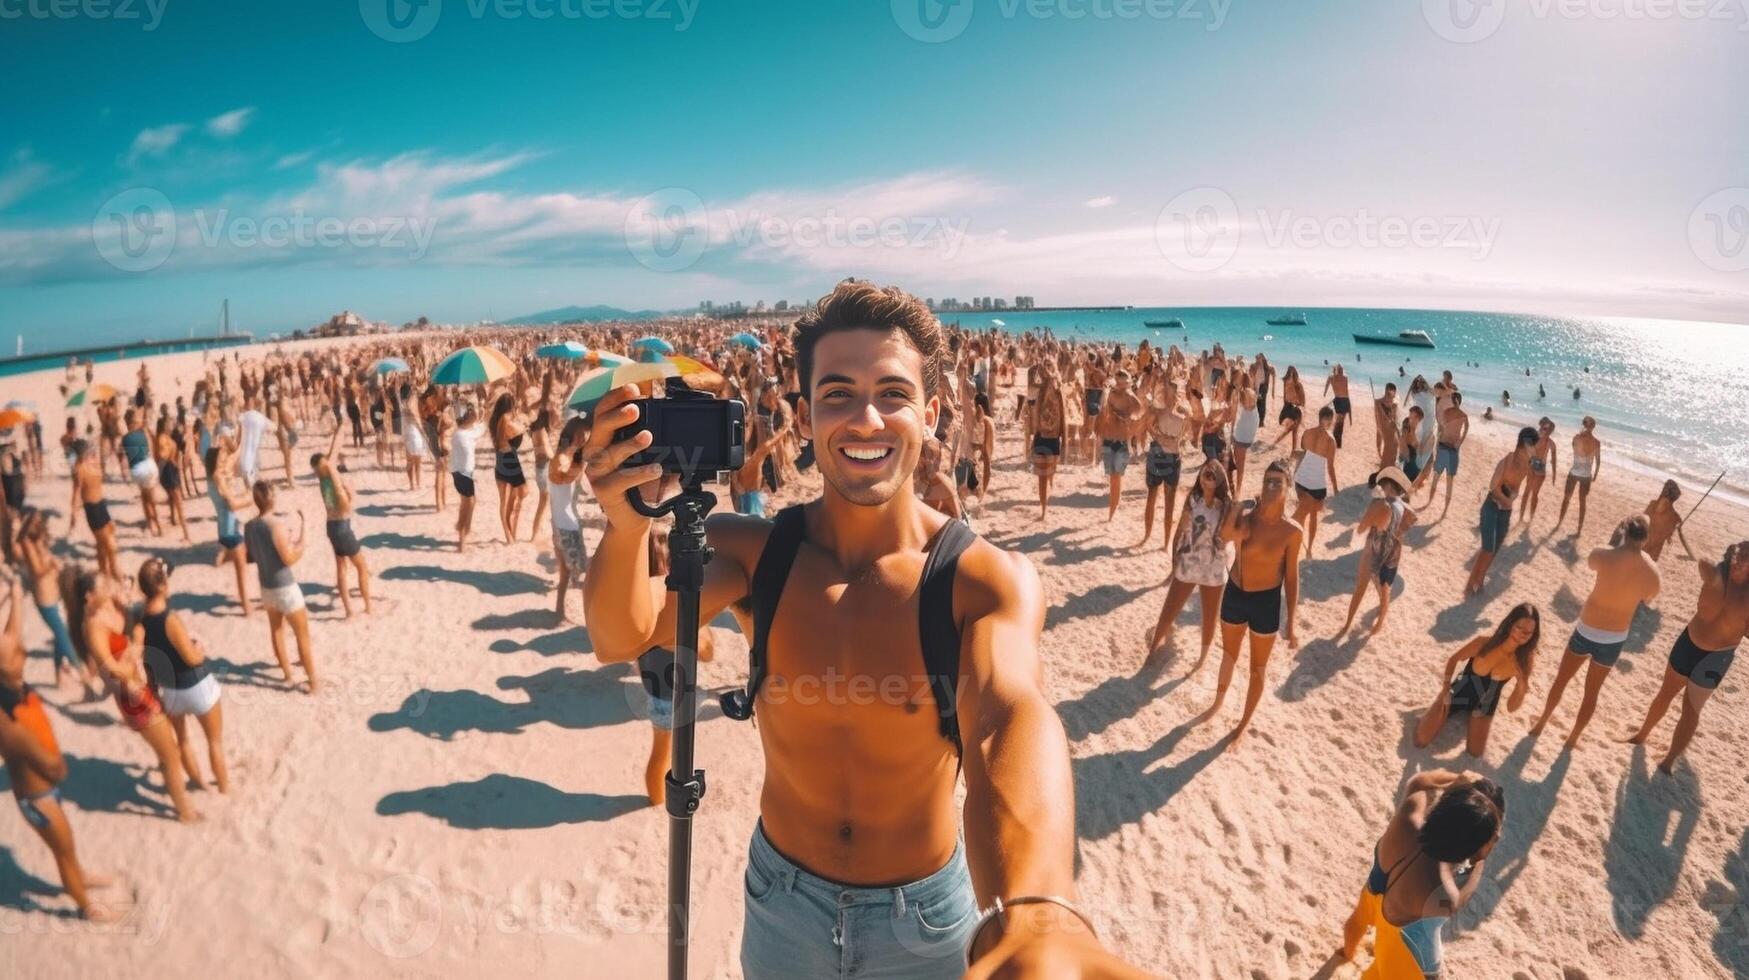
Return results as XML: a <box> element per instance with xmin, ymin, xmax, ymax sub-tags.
<box><xmin>941</xmin><ymin>307</ymin><xmax>1748</xmax><ymax>505</ymax></box>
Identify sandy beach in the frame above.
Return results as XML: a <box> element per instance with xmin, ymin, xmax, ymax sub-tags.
<box><xmin>3</xmin><ymin>335</ymin><xmax>1746</xmax><ymax>980</ymax></box>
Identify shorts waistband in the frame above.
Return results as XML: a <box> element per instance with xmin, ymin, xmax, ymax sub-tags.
<box><xmin>749</xmin><ymin>820</ymin><xmax>968</xmax><ymax>909</ymax></box>
<box><xmin>1575</xmin><ymin>619</ymin><xmax>1630</xmax><ymax>644</ymax></box>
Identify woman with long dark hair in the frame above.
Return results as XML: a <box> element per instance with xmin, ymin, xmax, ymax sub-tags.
<box><xmin>1145</xmin><ymin>459</ymin><xmax>1235</xmax><ymax>671</ymax></box>
<box><xmin>1415</xmin><ymin>603</ymin><xmax>1541</xmax><ymax>757</ymax></box>
<box><xmin>490</xmin><ymin>389</ymin><xmax>530</xmax><ymax>546</ymax></box>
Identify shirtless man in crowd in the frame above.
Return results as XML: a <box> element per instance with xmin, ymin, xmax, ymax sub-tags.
<box><xmin>1029</xmin><ymin>359</ymin><xmax>1067</xmax><ymax>521</ymax></box>
<box><xmin>1530</xmin><ymin>516</ymin><xmax>1661</xmax><ymax>748</ymax></box>
<box><xmin>1204</xmin><ymin>459</ymin><xmax>1302</xmax><ymax>745</ymax></box>
<box><xmin>1462</xmin><ymin>427</ymin><xmax>1539</xmax><ymax>598</ymax></box>
<box><xmin>67</xmin><ymin>441</ymin><xmax>121</xmax><ymax>580</ymax></box>
<box><xmin>1095</xmin><ymin>369</ymin><xmax>1145</xmax><ymax>522</ymax></box>
<box><xmin>1324</xmin><ymin>363</ymin><xmax>1354</xmax><ymax>448</ymax></box>
<box><xmin>1421</xmin><ymin>392</ymin><xmax>1470</xmax><ymax>520</ymax></box>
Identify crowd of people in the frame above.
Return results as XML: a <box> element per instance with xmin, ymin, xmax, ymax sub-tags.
<box><xmin>0</xmin><ymin>280</ymin><xmax>1743</xmax><ymax>976</ymax></box>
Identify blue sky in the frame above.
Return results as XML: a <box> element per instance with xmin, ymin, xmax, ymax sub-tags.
<box><xmin>1</xmin><ymin>0</ymin><xmax>1746</xmax><ymax>348</ymax></box>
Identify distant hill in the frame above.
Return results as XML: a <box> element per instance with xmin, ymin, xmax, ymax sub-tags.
<box><xmin>503</xmin><ymin>305</ymin><xmax>672</xmax><ymax>325</ymax></box>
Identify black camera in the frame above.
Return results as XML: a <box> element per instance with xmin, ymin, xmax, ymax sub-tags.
<box><xmin>613</xmin><ymin>383</ymin><xmax>745</xmax><ymax>478</ymax></box>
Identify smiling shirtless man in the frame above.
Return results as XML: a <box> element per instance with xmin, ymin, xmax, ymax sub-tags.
<box><xmin>583</xmin><ymin>282</ymin><xmax>1142</xmax><ymax>979</ymax></box>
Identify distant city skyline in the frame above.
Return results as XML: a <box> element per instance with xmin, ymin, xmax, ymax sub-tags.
<box><xmin>2</xmin><ymin>2</ymin><xmax>1745</xmax><ymax>350</ymax></box>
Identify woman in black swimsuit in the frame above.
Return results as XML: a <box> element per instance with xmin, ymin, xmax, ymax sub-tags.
<box><xmin>1415</xmin><ymin>603</ymin><xmax>1541</xmax><ymax>757</ymax></box>
<box><xmin>490</xmin><ymin>390</ymin><xmax>530</xmax><ymax>546</ymax></box>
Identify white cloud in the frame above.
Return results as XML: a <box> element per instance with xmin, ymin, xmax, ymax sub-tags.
<box><xmin>0</xmin><ymin>150</ymin><xmax>54</xmax><ymax>210</ymax></box>
<box><xmin>273</xmin><ymin>150</ymin><xmax>316</xmax><ymax>170</ymax></box>
<box><xmin>1084</xmin><ymin>196</ymin><xmax>1116</xmax><ymax>208</ymax></box>
<box><xmin>206</xmin><ymin>108</ymin><xmax>256</xmax><ymax>139</ymax></box>
<box><xmin>126</xmin><ymin>124</ymin><xmax>190</xmax><ymax>164</ymax></box>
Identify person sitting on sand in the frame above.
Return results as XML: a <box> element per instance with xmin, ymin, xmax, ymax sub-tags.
<box><xmin>1338</xmin><ymin>466</ymin><xmax>1418</xmax><ymax>640</ymax></box>
<box><xmin>1144</xmin><ymin>459</ymin><xmax>1236</xmax><ymax>672</ymax></box>
<box><xmin>1290</xmin><ymin>406</ymin><xmax>1339</xmax><ymax>559</ymax></box>
<box><xmin>582</xmin><ymin>282</ymin><xmax>1142</xmax><ymax>978</ymax></box>
<box><xmin>1204</xmin><ymin>459</ymin><xmax>1301</xmax><ymax>744</ymax></box>
<box><xmin>1622</xmin><ymin>533</ymin><xmax>1749</xmax><ymax>772</ymax></box>
<box><xmin>66</xmin><ymin>566</ymin><xmax>199</xmax><ymax>821</ymax></box>
<box><xmin>1415</xmin><ymin>603</ymin><xmax>1541</xmax><ymax>757</ymax></box>
<box><xmin>134</xmin><ymin>558</ymin><xmax>228</xmax><ymax>793</ymax></box>
<box><xmin>1341</xmin><ymin>770</ymin><xmax>1504</xmax><ymax>977</ymax></box>
<box><xmin>1555</xmin><ymin>416</ymin><xmax>1602</xmax><ymax>536</ymax></box>
<box><xmin>1530</xmin><ymin>516</ymin><xmax>1661</xmax><ymax>748</ymax></box>
<box><xmin>1642</xmin><ymin>479</ymin><xmax>1682</xmax><ymax>561</ymax></box>
<box><xmin>1462</xmin><ymin>427</ymin><xmax>1539</xmax><ymax>598</ymax></box>
<box><xmin>312</xmin><ymin>427</ymin><xmax>373</xmax><ymax>619</ymax></box>
<box><xmin>1422</xmin><ymin>392</ymin><xmax>1469</xmax><ymax>520</ymax></box>
<box><xmin>1518</xmin><ymin>418</ymin><xmax>1557</xmax><ymax>529</ymax></box>
<box><xmin>244</xmin><ymin>481</ymin><xmax>317</xmax><ymax>693</ymax></box>
<box><xmin>0</xmin><ymin>570</ymin><xmax>118</xmax><ymax>919</ymax></box>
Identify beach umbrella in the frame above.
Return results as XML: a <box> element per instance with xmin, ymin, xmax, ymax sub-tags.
<box><xmin>0</xmin><ymin>408</ymin><xmax>34</xmax><ymax>429</ymax></box>
<box><xmin>65</xmin><ymin>383</ymin><xmax>119</xmax><ymax>407</ymax></box>
<box><xmin>535</xmin><ymin>341</ymin><xmax>590</xmax><ymax>360</ymax></box>
<box><xmin>588</xmin><ymin>351</ymin><xmax>631</xmax><ymax>370</ymax></box>
<box><xmin>728</xmin><ymin>332</ymin><xmax>764</xmax><ymax>350</ymax></box>
<box><xmin>373</xmin><ymin>357</ymin><xmax>412</xmax><ymax>375</ymax></box>
<box><xmin>431</xmin><ymin>345</ymin><xmax>516</xmax><ymax>386</ymax></box>
<box><xmin>630</xmin><ymin>336</ymin><xmax>674</xmax><ymax>355</ymax></box>
<box><xmin>565</xmin><ymin>360</ymin><xmax>682</xmax><ymax>418</ymax></box>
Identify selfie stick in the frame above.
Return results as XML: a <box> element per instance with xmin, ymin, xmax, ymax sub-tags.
<box><xmin>1682</xmin><ymin>470</ymin><xmax>1727</xmax><ymax>525</ymax></box>
<box><xmin>627</xmin><ymin>477</ymin><xmax>718</xmax><ymax>980</ymax></box>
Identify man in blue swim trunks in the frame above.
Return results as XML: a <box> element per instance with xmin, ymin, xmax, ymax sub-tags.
<box><xmin>1530</xmin><ymin>516</ymin><xmax>1661</xmax><ymax>748</ymax></box>
<box><xmin>1422</xmin><ymin>391</ymin><xmax>1469</xmax><ymax>520</ymax></box>
<box><xmin>1463</xmin><ymin>427</ymin><xmax>1538</xmax><ymax>599</ymax></box>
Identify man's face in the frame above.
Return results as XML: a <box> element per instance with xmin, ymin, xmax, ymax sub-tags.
<box><xmin>1259</xmin><ymin>467</ymin><xmax>1287</xmax><ymax>504</ymax></box>
<box><xmin>800</xmin><ymin>329</ymin><xmax>937</xmax><ymax>507</ymax></box>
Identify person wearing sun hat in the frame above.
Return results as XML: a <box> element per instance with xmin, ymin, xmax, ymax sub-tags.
<box><xmin>1339</xmin><ymin>465</ymin><xmax>1419</xmax><ymax>640</ymax></box>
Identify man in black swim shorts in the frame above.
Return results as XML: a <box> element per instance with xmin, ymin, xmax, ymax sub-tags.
<box><xmin>1208</xmin><ymin>459</ymin><xmax>1304</xmax><ymax>743</ymax></box>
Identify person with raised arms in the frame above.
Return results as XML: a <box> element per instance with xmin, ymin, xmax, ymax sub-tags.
<box><xmin>582</xmin><ymin>282</ymin><xmax>1142</xmax><ymax>979</ymax></box>
<box><xmin>1337</xmin><ymin>466</ymin><xmax>1418</xmax><ymax>640</ymax></box>
<box><xmin>1461</xmin><ymin>427</ymin><xmax>1539</xmax><ymax>599</ymax></box>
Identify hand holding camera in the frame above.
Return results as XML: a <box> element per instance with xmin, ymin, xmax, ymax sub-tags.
<box><xmin>581</xmin><ymin>385</ymin><xmax>671</xmax><ymax>532</ymax></box>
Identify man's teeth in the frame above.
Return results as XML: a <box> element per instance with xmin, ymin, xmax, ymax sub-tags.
<box><xmin>843</xmin><ymin>447</ymin><xmax>890</xmax><ymax>461</ymax></box>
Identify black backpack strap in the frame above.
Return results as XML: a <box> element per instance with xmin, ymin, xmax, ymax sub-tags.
<box><xmin>918</xmin><ymin>518</ymin><xmax>977</xmax><ymax>755</ymax></box>
<box><xmin>719</xmin><ymin>505</ymin><xmax>807</xmax><ymax>722</ymax></box>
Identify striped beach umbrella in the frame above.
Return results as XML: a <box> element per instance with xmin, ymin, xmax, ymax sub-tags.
<box><xmin>565</xmin><ymin>361</ymin><xmax>682</xmax><ymax>418</ymax></box>
<box><xmin>65</xmin><ymin>383</ymin><xmax>120</xmax><ymax>407</ymax></box>
<box><xmin>372</xmin><ymin>357</ymin><xmax>412</xmax><ymax>375</ymax></box>
<box><xmin>431</xmin><ymin>345</ymin><xmax>516</xmax><ymax>386</ymax></box>
<box><xmin>535</xmin><ymin>341</ymin><xmax>590</xmax><ymax>360</ymax></box>
<box><xmin>630</xmin><ymin>336</ymin><xmax>674</xmax><ymax>355</ymax></box>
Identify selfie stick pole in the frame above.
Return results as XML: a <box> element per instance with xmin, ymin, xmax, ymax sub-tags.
<box><xmin>628</xmin><ymin>477</ymin><xmax>717</xmax><ymax>980</ymax></box>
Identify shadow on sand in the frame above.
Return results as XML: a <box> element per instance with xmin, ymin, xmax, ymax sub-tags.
<box><xmin>381</xmin><ymin>565</ymin><xmax>544</xmax><ymax>597</ymax></box>
<box><xmin>1072</xmin><ymin>720</ymin><xmax>1230</xmax><ymax>842</ymax></box>
<box><xmin>1605</xmin><ymin>746</ymin><xmax>1700</xmax><ymax>940</ymax></box>
<box><xmin>367</xmin><ymin>664</ymin><xmax>720</xmax><ymax>740</ymax></box>
<box><xmin>377</xmin><ymin>773</ymin><xmax>646</xmax><ymax>829</ymax></box>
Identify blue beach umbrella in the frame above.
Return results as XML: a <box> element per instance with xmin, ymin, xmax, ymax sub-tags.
<box><xmin>535</xmin><ymin>341</ymin><xmax>590</xmax><ymax>360</ymax></box>
<box><xmin>630</xmin><ymin>336</ymin><xmax>674</xmax><ymax>355</ymax></box>
<box><xmin>728</xmin><ymin>332</ymin><xmax>765</xmax><ymax>350</ymax></box>
<box><xmin>373</xmin><ymin>357</ymin><xmax>411</xmax><ymax>375</ymax></box>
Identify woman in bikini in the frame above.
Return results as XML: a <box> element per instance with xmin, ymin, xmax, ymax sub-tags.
<box><xmin>1145</xmin><ymin>460</ymin><xmax>1235</xmax><ymax>671</ymax></box>
<box><xmin>0</xmin><ymin>570</ymin><xmax>117</xmax><ymax>919</ymax></box>
<box><xmin>489</xmin><ymin>388</ymin><xmax>531</xmax><ymax>546</ymax></box>
<box><xmin>66</xmin><ymin>566</ymin><xmax>199</xmax><ymax>822</ymax></box>
<box><xmin>1341</xmin><ymin>769</ymin><xmax>1505</xmax><ymax>978</ymax></box>
<box><xmin>154</xmin><ymin>415</ymin><xmax>192</xmax><ymax>543</ymax></box>
<box><xmin>1274</xmin><ymin>365</ymin><xmax>1307</xmax><ymax>452</ymax></box>
<box><xmin>1415</xmin><ymin>602</ymin><xmax>1541</xmax><ymax>757</ymax></box>
<box><xmin>1518</xmin><ymin>417</ymin><xmax>1557</xmax><ymax>528</ymax></box>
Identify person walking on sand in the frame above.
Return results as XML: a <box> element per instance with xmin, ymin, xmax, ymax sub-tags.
<box><xmin>1338</xmin><ymin>466</ymin><xmax>1418</xmax><ymax>640</ymax></box>
<box><xmin>1642</xmin><ymin>480</ymin><xmax>1682</xmax><ymax>561</ymax></box>
<box><xmin>1421</xmin><ymin>391</ymin><xmax>1469</xmax><ymax>520</ymax></box>
<box><xmin>1029</xmin><ymin>358</ymin><xmax>1067</xmax><ymax>521</ymax></box>
<box><xmin>1462</xmin><ymin>427</ymin><xmax>1539</xmax><ymax>599</ymax></box>
<box><xmin>0</xmin><ymin>571</ymin><xmax>119</xmax><ymax>919</ymax></box>
<box><xmin>1139</xmin><ymin>375</ymin><xmax>1189</xmax><ymax>550</ymax></box>
<box><xmin>1096</xmin><ymin>369</ymin><xmax>1145</xmax><ymax>521</ymax></box>
<box><xmin>119</xmin><ymin>409</ymin><xmax>162</xmax><ymax>536</ymax></box>
<box><xmin>1290</xmin><ymin>406</ymin><xmax>1339</xmax><ymax>559</ymax></box>
<box><xmin>1622</xmin><ymin>532</ymin><xmax>1749</xmax><ymax>772</ymax></box>
<box><xmin>1202</xmin><ymin>459</ymin><xmax>1301</xmax><ymax>745</ymax></box>
<box><xmin>1373</xmin><ymin>381</ymin><xmax>1399</xmax><ymax>466</ymax></box>
<box><xmin>1324</xmin><ymin>363</ymin><xmax>1354</xmax><ymax>448</ymax></box>
<box><xmin>312</xmin><ymin>427</ymin><xmax>373</xmax><ymax>618</ymax></box>
<box><xmin>449</xmin><ymin>405</ymin><xmax>487</xmax><ymax>552</ymax></box>
<box><xmin>1415</xmin><ymin>603</ymin><xmax>1541</xmax><ymax>757</ymax></box>
<box><xmin>546</xmin><ymin>417</ymin><xmax>591</xmax><ymax>623</ymax></box>
<box><xmin>1555</xmin><ymin>416</ymin><xmax>1602</xmax><ymax>536</ymax></box>
<box><xmin>490</xmin><ymin>389</ymin><xmax>533</xmax><ymax>546</ymax></box>
<box><xmin>1340</xmin><ymin>770</ymin><xmax>1504</xmax><ymax>978</ymax></box>
<box><xmin>67</xmin><ymin>441</ymin><xmax>121</xmax><ymax>581</ymax></box>
<box><xmin>244</xmin><ymin>481</ymin><xmax>317</xmax><ymax>693</ymax></box>
<box><xmin>134</xmin><ymin>559</ymin><xmax>228</xmax><ymax>793</ymax></box>
<box><xmin>1529</xmin><ymin>516</ymin><xmax>1661</xmax><ymax>748</ymax></box>
<box><xmin>1144</xmin><ymin>460</ymin><xmax>1235</xmax><ymax>672</ymax></box>
<box><xmin>1518</xmin><ymin>417</ymin><xmax>1557</xmax><ymax>529</ymax></box>
<box><xmin>204</xmin><ymin>438</ymin><xmax>256</xmax><ymax>617</ymax></box>
<box><xmin>419</xmin><ymin>384</ymin><xmax>450</xmax><ymax>513</ymax></box>
<box><xmin>15</xmin><ymin>512</ymin><xmax>93</xmax><ymax>692</ymax></box>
